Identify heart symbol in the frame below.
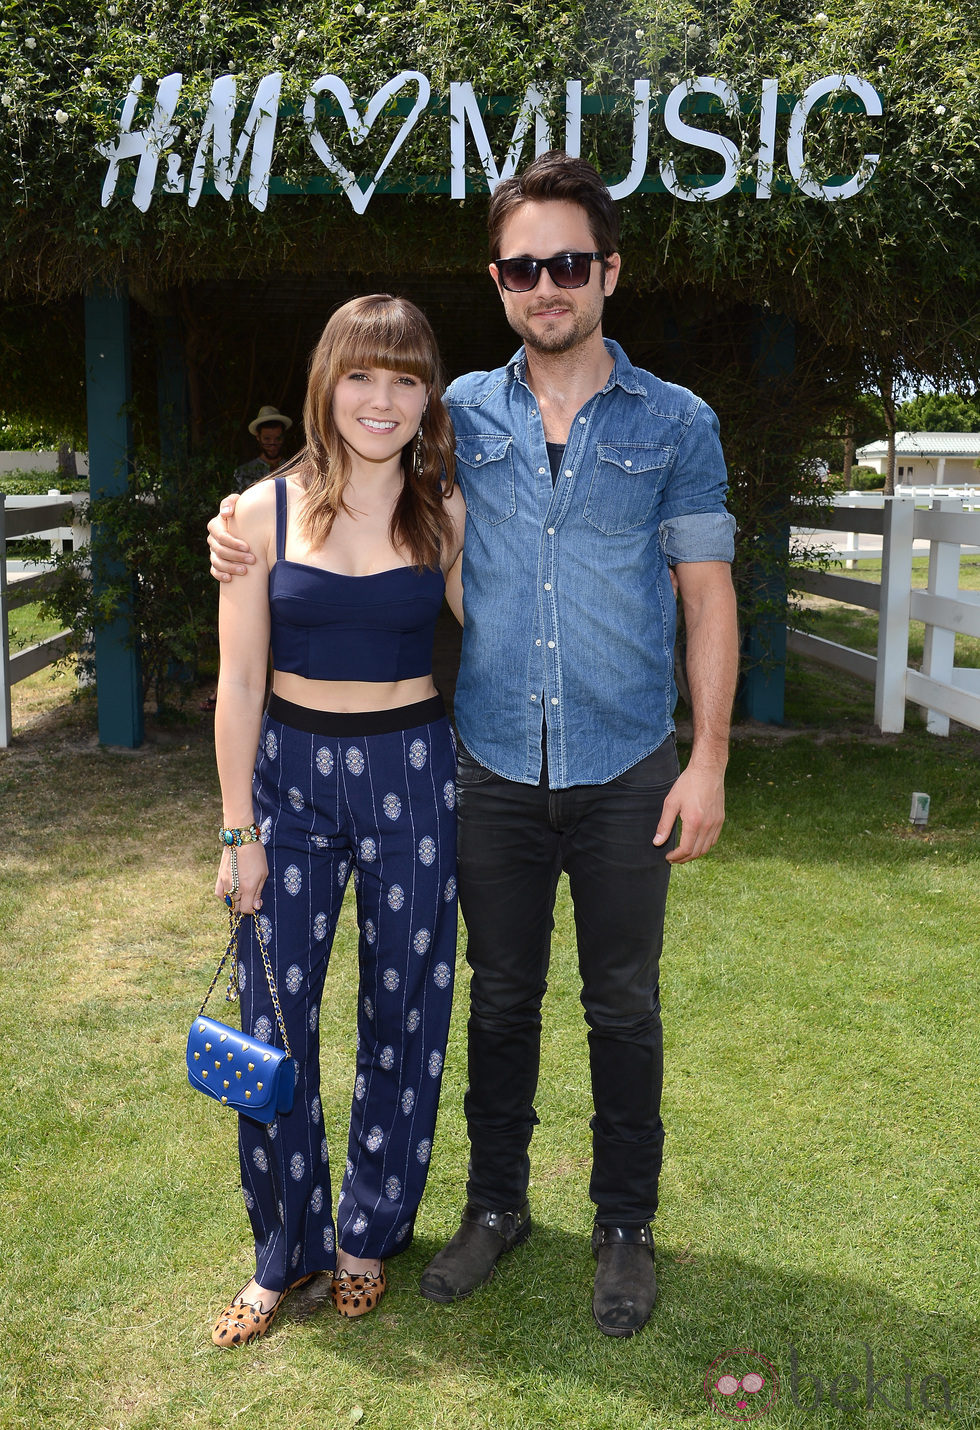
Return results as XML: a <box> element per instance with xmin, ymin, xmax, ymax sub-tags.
<box><xmin>304</xmin><ymin>71</ymin><xmax>431</xmax><ymax>215</ymax></box>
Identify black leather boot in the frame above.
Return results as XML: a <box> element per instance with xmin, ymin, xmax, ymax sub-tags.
<box><xmin>591</xmin><ymin>1223</ymin><xmax>657</xmax><ymax>1337</ymax></box>
<box><xmin>419</xmin><ymin>1201</ymin><xmax>531</xmax><ymax>1302</ymax></box>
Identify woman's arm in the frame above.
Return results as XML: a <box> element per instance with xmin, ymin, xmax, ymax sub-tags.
<box><xmin>213</xmin><ymin>482</ymin><xmax>275</xmax><ymax>911</ymax></box>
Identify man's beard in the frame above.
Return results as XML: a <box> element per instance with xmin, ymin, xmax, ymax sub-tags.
<box><xmin>510</xmin><ymin>294</ymin><xmax>605</xmax><ymax>355</ymax></box>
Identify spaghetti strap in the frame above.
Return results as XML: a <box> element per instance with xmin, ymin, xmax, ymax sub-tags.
<box><xmin>275</xmin><ymin>477</ymin><xmax>287</xmax><ymax>562</ymax></box>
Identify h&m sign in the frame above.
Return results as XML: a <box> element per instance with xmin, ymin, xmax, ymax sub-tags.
<box><xmin>97</xmin><ymin>71</ymin><xmax>882</xmax><ymax>213</ymax></box>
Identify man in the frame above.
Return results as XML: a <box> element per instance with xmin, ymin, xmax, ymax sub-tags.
<box><xmin>234</xmin><ymin>404</ymin><xmax>292</xmax><ymax>490</ymax></box>
<box><xmin>209</xmin><ymin>153</ymin><xmax>738</xmax><ymax>1339</ymax></box>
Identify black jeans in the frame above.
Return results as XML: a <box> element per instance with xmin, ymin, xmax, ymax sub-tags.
<box><xmin>456</xmin><ymin>737</ymin><xmax>679</xmax><ymax>1226</ymax></box>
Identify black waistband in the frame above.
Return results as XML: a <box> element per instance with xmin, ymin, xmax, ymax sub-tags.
<box><xmin>266</xmin><ymin>691</ymin><xmax>445</xmax><ymax>736</ymax></box>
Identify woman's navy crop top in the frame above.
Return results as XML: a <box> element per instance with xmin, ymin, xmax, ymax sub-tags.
<box><xmin>268</xmin><ymin>478</ymin><xmax>444</xmax><ymax>682</ymax></box>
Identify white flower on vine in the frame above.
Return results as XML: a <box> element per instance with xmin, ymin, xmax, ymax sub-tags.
<box><xmin>635</xmin><ymin>28</ymin><xmax>645</xmax><ymax>39</ymax></box>
<box><xmin>934</xmin><ymin>104</ymin><xmax>947</xmax><ymax>115</ymax></box>
<box><xmin>813</xmin><ymin>11</ymin><xmax>829</xmax><ymax>25</ymax></box>
<box><xmin>354</xmin><ymin>2</ymin><xmax>365</xmax><ymax>13</ymax></box>
<box><xmin>687</xmin><ymin>24</ymin><xmax>702</xmax><ymax>39</ymax></box>
<box><xmin>1</xmin><ymin>92</ymin><xmax>13</xmax><ymax>107</ymax></box>
<box><xmin>107</xmin><ymin>4</ymin><xmax>118</xmax><ymax>14</ymax></box>
<box><xmin>25</xmin><ymin>36</ymin><xmax>37</xmax><ymax>48</ymax></box>
<box><xmin>83</xmin><ymin>67</ymin><xmax>91</xmax><ymax>76</ymax></box>
<box><xmin>297</xmin><ymin>28</ymin><xmax>307</xmax><ymax>40</ymax></box>
<box><xmin>55</xmin><ymin>109</ymin><xmax>69</xmax><ymax>124</ymax></box>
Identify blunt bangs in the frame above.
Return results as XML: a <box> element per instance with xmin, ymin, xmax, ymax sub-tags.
<box><xmin>325</xmin><ymin>296</ymin><xmax>442</xmax><ymax>391</ymax></box>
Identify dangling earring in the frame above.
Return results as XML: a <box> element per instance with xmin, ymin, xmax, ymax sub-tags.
<box><xmin>414</xmin><ymin>404</ymin><xmax>428</xmax><ymax>480</ymax></box>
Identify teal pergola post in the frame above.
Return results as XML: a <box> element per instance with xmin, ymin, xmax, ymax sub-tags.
<box><xmin>84</xmin><ymin>284</ymin><xmax>144</xmax><ymax>747</ymax></box>
<box><xmin>739</xmin><ymin>310</ymin><xmax>795</xmax><ymax>724</ymax></box>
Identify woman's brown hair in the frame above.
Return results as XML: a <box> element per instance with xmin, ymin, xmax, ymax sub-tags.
<box><xmin>290</xmin><ymin>294</ymin><xmax>456</xmax><ymax>570</ymax></box>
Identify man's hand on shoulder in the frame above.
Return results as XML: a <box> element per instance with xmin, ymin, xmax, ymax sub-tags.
<box><xmin>208</xmin><ymin>490</ymin><xmax>256</xmax><ymax>581</ymax></box>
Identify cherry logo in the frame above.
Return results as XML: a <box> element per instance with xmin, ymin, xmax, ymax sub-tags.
<box><xmin>704</xmin><ymin>1349</ymin><xmax>780</xmax><ymax>1420</ymax></box>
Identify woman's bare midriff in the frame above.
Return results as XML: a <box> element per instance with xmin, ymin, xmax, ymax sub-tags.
<box><xmin>272</xmin><ymin>670</ymin><xmax>438</xmax><ymax>713</ymax></box>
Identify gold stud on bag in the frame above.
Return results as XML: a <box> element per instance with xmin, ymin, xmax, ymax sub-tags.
<box><xmin>185</xmin><ymin>910</ymin><xmax>294</xmax><ymax>1124</ymax></box>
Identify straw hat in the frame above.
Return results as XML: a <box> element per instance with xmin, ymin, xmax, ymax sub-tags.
<box><xmin>248</xmin><ymin>404</ymin><xmax>293</xmax><ymax>436</ymax></box>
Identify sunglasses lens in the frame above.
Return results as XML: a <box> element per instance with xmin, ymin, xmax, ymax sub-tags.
<box><xmin>497</xmin><ymin>259</ymin><xmax>539</xmax><ymax>291</ymax></box>
<box><xmin>549</xmin><ymin>254</ymin><xmax>592</xmax><ymax>287</ymax></box>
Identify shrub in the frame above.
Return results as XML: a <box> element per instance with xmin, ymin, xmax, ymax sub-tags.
<box><xmin>0</xmin><ymin>468</ymin><xmax>81</xmax><ymax>496</ymax></box>
<box><xmin>829</xmin><ymin>464</ymin><xmax>883</xmax><ymax>491</ymax></box>
<box><xmin>40</xmin><ymin>453</ymin><xmax>227</xmax><ymax>711</ymax></box>
<box><xmin>849</xmin><ymin>464</ymin><xmax>885</xmax><ymax>490</ymax></box>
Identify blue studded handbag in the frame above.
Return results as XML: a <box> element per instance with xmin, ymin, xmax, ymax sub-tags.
<box><xmin>186</xmin><ymin>910</ymin><xmax>294</xmax><ymax>1124</ymax></box>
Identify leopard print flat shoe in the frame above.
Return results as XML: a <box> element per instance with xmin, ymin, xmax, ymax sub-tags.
<box><xmin>330</xmin><ymin>1263</ymin><xmax>387</xmax><ymax>1318</ymax></box>
<box><xmin>211</xmin><ymin>1274</ymin><xmax>315</xmax><ymax>1347</ymax></box>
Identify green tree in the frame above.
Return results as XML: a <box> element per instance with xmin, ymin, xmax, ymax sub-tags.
<box><xmin>896</xmin><ymin>390</ymin><xmax>980</xmax><ymax>432</ymax></box>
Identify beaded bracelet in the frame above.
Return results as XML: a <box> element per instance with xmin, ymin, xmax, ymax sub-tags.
<box><xmin>219</xmin><ymin>823</ymin><xmax>261</xmax><ymax>847</ymax></box>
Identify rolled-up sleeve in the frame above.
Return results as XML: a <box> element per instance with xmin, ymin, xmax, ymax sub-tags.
<box><xmin>658</xmin><ymin>400</ymin><xmax>736</xmax><ymax>563</ymax></box>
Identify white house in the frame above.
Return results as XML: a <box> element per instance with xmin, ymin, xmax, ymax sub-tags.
<box><xmin>855</xmin><ymin>431</ymin><xmax>980</xmax><ymax>485</ymax></box>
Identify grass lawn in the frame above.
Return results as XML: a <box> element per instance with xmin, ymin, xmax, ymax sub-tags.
<box><xmin>793</xmin><ymin>554</ymin><xmax>980</xmax><ymax>675</ymax></box>
<box><xmin>1</xmin><ymin>661</ymin><xmax>978</xmax><ymax>1429</ymax></box>
<box><xmin>6</xmin><ymin>600</ymin><xmax>66</xmax><ymax>651</ymax></box>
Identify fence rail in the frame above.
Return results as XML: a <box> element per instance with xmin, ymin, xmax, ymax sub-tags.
<box><xmin>1</xmin><ymin>491</ymin><xmax>89</xmax><ymax>746</ymax></box>
<box><xmin>791</xmin><ymin>495</ymin><xmax>980</xmax><ymax>735</ymax></box>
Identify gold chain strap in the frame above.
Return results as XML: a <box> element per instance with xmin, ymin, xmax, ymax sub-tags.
<box><xmin>198</xmin><ymin>909</ymin><xmax>292</xmax><ymax>1061</ymax></box>
<box><xmin>251</xmin><ymin>909</ymin><xmax>292</xmax><ymax>1060</ymax></box>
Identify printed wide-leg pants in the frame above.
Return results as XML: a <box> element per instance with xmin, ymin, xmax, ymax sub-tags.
<box><xmin>236</xmin><ymin>694</ymin><xmax>458</xmax><ymax>1291</ymax></box>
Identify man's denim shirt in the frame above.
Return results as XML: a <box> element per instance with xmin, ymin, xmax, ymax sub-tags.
<box><xmin>446</xmin><ymin>339</ymin><xmax>735</xmax><ymax>789</ymax></box>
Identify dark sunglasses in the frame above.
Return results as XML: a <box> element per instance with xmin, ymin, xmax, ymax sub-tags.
<box><xmin>494</xmin><ymin>251</ymin><xmax>605</xmax><ymax>292</ymax></box>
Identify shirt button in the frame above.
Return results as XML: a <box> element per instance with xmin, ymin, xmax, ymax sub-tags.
<box><xmin>579</xmin><ymin>416</ymin><xmax>586</xmax><ymax>424</ymax></box>
<box><xmin>538</xmin><ymin>466</ymin><xmax>546</xmax><ymax>475</ymax></box>
<box><xmin>530</xmin><ymin>693</ymin><xmax>537</xmax><ymax>701</ymax></box>
<box><xmin>475</xmin><ymin>453</ymin><xmax>482</xmax><ymax>461</ymax></box>
<box><xmin>547</xmin><ymin>640</ymin><xmax>555</xmax><ymax>649</ymax></box>
<box><xmin>535</xmin><ymin>639</ymin><xmax>542</xmax><ymax>646</ymax></box>
<box><xmin>550</xmin><ymin>697</ymin><xmax>559</xmax><ymax>706</ymax></box>
<box><xmin>625</xmin><ymin>459</ymin><xmax>633</xmax><ymax>468</ymax></box>
<box><xmin>564</xmin><ymin>469</ymin><xmax>573</xmax><ymax>478</ymax></box>
<box><xmin>547</xmin><ymin>527</ymin><xmax>555</xmax><ymax>535</ymax></box>
<box><xmin>543</xmin><ymin>582</ymin><xmax>552</xmax><ymax>591</ymax></box>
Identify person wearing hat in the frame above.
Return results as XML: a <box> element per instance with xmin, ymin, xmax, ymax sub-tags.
<box><xmin>234</xmin><ymin>405</ymin><xmax>293</xmax><ymax>490</ymax></box>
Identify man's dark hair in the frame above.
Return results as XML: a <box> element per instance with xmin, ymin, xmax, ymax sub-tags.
<box><xmin>487</xmin><ymin>151</ymin><xmax>620</xmax><ymax>260</ymax></box>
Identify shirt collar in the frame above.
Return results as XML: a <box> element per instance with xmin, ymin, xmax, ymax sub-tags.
<box><xmin>507</xmin><ymin>338</ymin><xmax>648</xmax><ymax>398</ymax></box>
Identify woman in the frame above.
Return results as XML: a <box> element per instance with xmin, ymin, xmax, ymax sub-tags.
<box><xmin>211</xmin><ymin>294</ymin><xmax>465</xmax><ymax>1346</ymax></box>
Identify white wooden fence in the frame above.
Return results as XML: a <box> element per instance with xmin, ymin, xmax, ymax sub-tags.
<box><xmin>1</xmin><ymin>491</ymin><xmax>89</xmax><ymax>746</ymax></box>
<box><xmin>896</xmin><ymin>483</ymin><xmax>980</xmax><ymax>508</ymax></box>
<box><xmin>790</xmin><ymin>496</ymin><xmax>980</xmax><ymax>735</ymax></box>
